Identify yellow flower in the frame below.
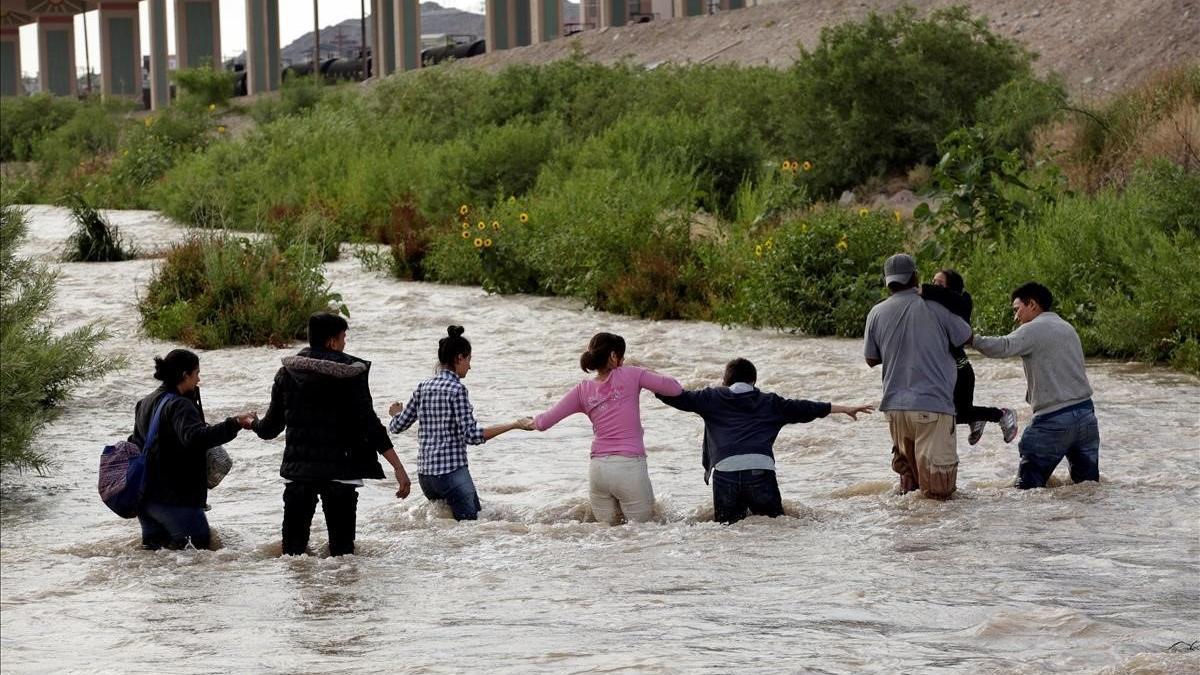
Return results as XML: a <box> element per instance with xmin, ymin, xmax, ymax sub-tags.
<box><xmin>836</xmin><ymin>235</ymin><xmax>848</xmax><ymax>252</ymax></box>
<box><xmin>474</xmin><ymin>237</ymin><xmax>483</xmax><ymax>248</ymax></box>
<box><xmin>459</xmin><ymin>204</ymin><xmax>470</xmax><ymax>216</ymax></box>
<box><xmin>477</xmin><ymin>221</ymin><xmax>486</xmax><ymax>230</ymax></box>
<box><xmin>858</xmin><ymin>208</ymin><xmax>869</xmax><ymax>217</ymax></box>
<box><xmin>893</xmin><ymin>210</ymin><xmax>902</xmax><ymax>223</ymax></box>
<box><xmin>461</xmin><ymin>230</ymin><xmax>470</xmax><ymax>239</ymax></box>
<box><xmin>519</xmin><ymin>212</ymin><xmax>529</xmax><ymax>223</ymax></box>
<box><xmin>217</xmin><ymin>125</ymin><xmax>226</xmax><ymax>134</ymax></box>
<box><xmin>461</xmin><ymin>221</ymin><xmax>470</xmax><ymax>229</ymax></box>
<box><xmin>765</xmin><ymin>237</ymin><xmax>774</xmax><ymax>249</ymax></box>
<box><xmin>790</xmin><ymin>160</ymin><xmax>800</xmax><ymax>171</ymax></box>
<box><xmin>800</xmin><ymin>222</ymin><xmax>809</xmax><ymax>233</ymax></box>
<box><xmin>484</xmin><ymin>238</ymin><xmax>493</xmax><ymax>248</ymax></box>
<box><xmin>755</xmin><ymin>244</ymin><xmax>763</xmax><ymax>257</ymax></box>
<box><xmin>144</xmin><ymin>116</ymin><xmax>154</xmax><ymax>127</ymax></box>
<box><xmin>491</xmin><ymin>220</ymin><xmax>500</xmax><ymax>230</ymax></box>
<box><xmin>802</xmin><ymin>160</ymin><xmax>813</xmax><ymax>172</ymax></box>
<box><xmin>780</xmin><ymin>160</ymin><xmax>792</xmax><ymax>172</ymax></box>
<box><xmin>208</xmin><ymin>103</ymin><xmax>216</xmax><ymax>112</ymax></box>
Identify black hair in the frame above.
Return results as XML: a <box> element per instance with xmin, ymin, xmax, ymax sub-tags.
<box><xmin>887</xmin><ymin>273</ymin><xmax>918</xmax><ymax>293</ymax></box>
<box><xmin>309</xmin><ymin>312</ymin><xmax>349</xmax><ymax>350</ymax></box>
<box><xmin>723</xmin><ymin>358</ymin><xmax>757</xmax><ymax>386</ymax></box>
<box><xmin>938</xmin><ymin>268</ymin><xmax>965</xmax><ymax>293</ymax></box>
<box><xmin>1011</xmin><ymin>282</ymin><xmax>1054</xmax><ymax>312</ymax></box>
<box><xmin>580</xmin><ymin>332</ymin><xmax>626</xmax><ymax>372</ymax></box>
<box><xmin>153</xmin><ymin>349</ymin><xmax>200</xmax><ymax>386</ymax></box>
<box><xmin>438</xmin><ymin>325</ymin><xmax>472</xmax><ymax>366</ymax></box>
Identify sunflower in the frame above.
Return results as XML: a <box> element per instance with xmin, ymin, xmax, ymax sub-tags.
<box><xmin>484</xmin><ymin>238</ymin><xmax>493</xmax><ymax>247</ymax></box>
<box><xmin>519</xmin><ymin>213</ymin><xmax>529</xmax><ymax>223</ymax></box>
<box><xmin>474</xmin><ymin>237</ymin><xmax>483</xmax><ymax>247</ymax></box>
<box><xmin>459</xmin><ymin>204</ymin><xmax>470</xmax><ymax>215</ymax></box>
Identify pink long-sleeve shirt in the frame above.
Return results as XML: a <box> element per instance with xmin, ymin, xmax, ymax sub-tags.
<box><xmin>534</xmin><ymin>366</ymin><xmax>683</xmax><ymax>458</ymax></box>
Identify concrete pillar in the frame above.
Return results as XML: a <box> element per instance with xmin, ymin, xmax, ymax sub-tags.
<box><xmin>580</xmin><ymin>0</ymin><xmax>598</xmax><ymax>30</ymax></box>
<box><xmin>37</xmin><ymin>15</ymin><xmax>76</xmax><ymax>96</ymax></box>
<box><xmin>0</xmin><ymin>27</ymin><xmax>21</xmax><ymax>97</ymax></box>
<box><xmin>393</xmin><ymin>0</ymin><xmax>420</xmax><ymax>71</ymax></box>
<box><xmin>98</xmin><ymin>2</ymin><xmax>141</xmax><ymax>98</ymax></box>
<box><xmin>373</xmin><ymin>0</ymin><xmax>396</xmax><ymax>76</ymax></box>
<box><xmin>245</xmin><ymin>0</ymin><xmax>280</xmax><ymax>94</ymax></box>
<box><xmin>148</xmin><ymin>0</ymin><xmax>169</xmax><ymax>109</ymax></box>
<box><xmin>718</xmin><ymin>0</ymin><xmax>744</xmax><ymax>9</ymax></box>
<box><xmin>530</xmin><ymin>0</ymin><xmax>563</xmax><ymax>43</ymax></box>
<box><xmin>174</xmin><ymin>0</ymin><xmax>221</xmax><ymax>70</ymax></box>
<box><xmin>673</xmin><ymin>0</ymin><xmax>705</xmax><ymax>18</ymax></box>
<box><xmin>598</xmin><ymin>0</ymin><xmax>626</xmax><ymax>28</ymax></box>
<box><xmin>485</xmin><ymin>0</ymin><xmax>531</xmax><ymax>52</ymax></box>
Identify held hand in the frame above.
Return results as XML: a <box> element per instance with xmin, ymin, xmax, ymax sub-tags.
<box><xmin>514</xmin><ymin>417</ymin><xmax>535</xmax><ymax>431</ymax></box>
<box><xmin>235</xmin><ymin>412</ymin><xmax>257</xmax><ymax>429</ymax></box>
<box><xmin>388</xmin><ymin>401</ymin><xmax>403</xmax><ymax>417</ymax></box>
<box><xmin>836</xmin><ymin>404</ymin><xmax>875</xmax><ymax>420</ymax></box>
<box><xmin>394</xmin><ymin>465</ymin><xmax>411</xmax><ymax>499</ymax></box>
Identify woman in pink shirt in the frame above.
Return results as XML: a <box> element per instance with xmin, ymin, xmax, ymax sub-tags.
<box><xmin>532</xmin><ymin>332</ymin><xmax>682</xmax><ymax>524</ymax></box>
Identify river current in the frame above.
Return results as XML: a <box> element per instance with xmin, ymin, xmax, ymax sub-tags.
<box><xmin>1</xmin><ymin>207</ymin><xmax>1197</xmax><ymax>674</ymax></box>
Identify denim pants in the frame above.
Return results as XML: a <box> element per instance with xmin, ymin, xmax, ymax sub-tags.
<box><xmin>138</xmin><ymin>501</ymin><xmax>210</xmax><ymax>550</ymax></box>
<box><xmin>1016</xmin><ymin>400</ymin><xmax>1100</xmax><ymax>489</ymax></box>
<box><xmin>711</xmin><ymin>469</ymin><xmax>784</xmax><ymax>524</ymax></box>
<box><xmin>282</xmin><ymin>481</ymin><xmax>359</xmax><ymax>556</ymax></box>
<box><xmin>418</xmin><ymin>466</ymin><xmax>481</xmax><ymax>521</ymax></box>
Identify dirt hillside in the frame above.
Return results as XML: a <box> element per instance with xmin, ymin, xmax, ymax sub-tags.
<box><xmin>463</xmin><ymin>0</ymin><xmax>1200</xmax><ymax>97</ymax></box>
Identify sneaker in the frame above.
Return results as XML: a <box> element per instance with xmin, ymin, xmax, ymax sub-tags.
<box><xmin>999</xmin><ymin>408</ymin><xmax>1019</xmax><ymax>443</ymax></box>
<box><xmin>968</xmin><ymin>420</ymin><xmax>987</xmax><ymax>446</ymax></box>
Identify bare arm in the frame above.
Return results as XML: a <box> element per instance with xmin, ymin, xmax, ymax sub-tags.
<box><xmin>380</xmin><ymin>447</ymin><xmax>411</xmax><ymax>498</ymax></box>
<box><xmin>830</xmin><ymin>403</ymin><xmax>875</xmax><ymax>420</ymax></box>
<box><xmin>534</xmin><ymin>385</ymin><xmax>583</xmax><ymax>432</ymax></box>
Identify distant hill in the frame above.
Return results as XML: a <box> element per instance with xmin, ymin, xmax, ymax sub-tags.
<box><xmin>278</xmin><ymin>1</ymin><xmax>581</xmax><ymax>64</ymax></box>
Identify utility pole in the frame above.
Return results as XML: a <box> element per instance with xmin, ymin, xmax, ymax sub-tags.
<box><xmin>360</xmin><ymin>0</ymin><xmax>368</xmax><ymax>78</ymax></box>
<box><xmin>82</xmin><ymin>11</ymin><xmax>94</xmax><ymax>94</ymax></box>
<box><xmin>312</xmin><ymin>0</ymin><xmax>320</xmax><ymax>76</ymax></box>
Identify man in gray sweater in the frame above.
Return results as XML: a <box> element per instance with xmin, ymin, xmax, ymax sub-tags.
<box><xmin>971</xmin><ymin>282</ymin><xmax>1099</xmax><ymax>489</ymax></box>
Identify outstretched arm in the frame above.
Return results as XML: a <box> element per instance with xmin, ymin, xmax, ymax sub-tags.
<box><xmin>655</xmin><ymin>389</ymin><xmax>707</xmax><ymax>414</ymax></box>
<box><xmin>829</xmin><ymin>403</ymin><xmax>875</xmax><ymax>420</ymax></box>
<box><xmin>973</xmin><ymin>323</ymin><xmax>1037</xmax><ymax>359</ymax></box>
<box><xmin>637</xmin><ymin>368</ymin><xmax>684</xmax><ymax>397</ymax></box>
<box><xmin>534</xmin><ymin>385</ymin><xmax>583</xmax><ymax>432</ymax></box>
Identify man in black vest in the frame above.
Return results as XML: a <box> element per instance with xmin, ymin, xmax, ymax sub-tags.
<box><xmin>253</xmin><ymin>312</ymin><xmax>411</xmax><ymax>555</ymax></box>
<box><xmin>658</xmin><ymin>358</ymin><xmax>872</xmax><ymax>523</ymax></box>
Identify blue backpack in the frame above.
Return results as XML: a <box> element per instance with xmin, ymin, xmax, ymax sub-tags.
<box><xmin>98</xmin><ymin>393</ymin><xmax>176</xmax><ymax>518</ymax></box>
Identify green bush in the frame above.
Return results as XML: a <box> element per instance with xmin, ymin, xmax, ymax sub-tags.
<box><xmin>248</xmin><ymin>75</ymin><xmax>329</xmax><ymax>125</ymax></box>
<box><xmin>0</xmin><ymin>94</ymin><xmax>81</xmax><ymax>162</ymax></box>
<box><xmin>961</xmin><ymin>161</ymin><xmax>1200</xmax><ymax>372</ymax></box>
<box><xmin>0</xmin><ymin>204</ymin><xmax>123</xmax><ymax>472</ymax></box>
<box><xmin>173</xmin><ymin>64</ymin><xmax>238</xmax><ymax>107</ymax></box>
<box><xmin>777</xmin><ymin>5</ymin><xmax>1038</xmax><ymax>196</ymax></box>
<box><xmin>139</xmin><ymin>234</ymin><xmax>345</xmax><ymax>348</ymax></box>
<box><xmin>720</xmin><ymin>207</ymin><xmax>908</xmax><ymax>336</ymax></box>
<box><xmin>62</xmin><ymin>194</ymin><xmax>136</xmax><ymax>262</ymax></box>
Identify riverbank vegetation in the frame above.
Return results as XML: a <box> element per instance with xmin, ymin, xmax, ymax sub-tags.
<box><xmin>0</xmin><ymin>204</ymin><xmax>123</xmax><ymax>471</ymax></box>
<box><xmin>1</xmin><ymin>6</ymin><xmax>1196</xmax><ymax>372</ymax></box>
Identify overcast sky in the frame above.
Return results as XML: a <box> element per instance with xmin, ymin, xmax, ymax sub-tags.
<box><xmin>18</xmin><ymin>0</ymin><xmax>486</xmax><ymax>78</ymax></box>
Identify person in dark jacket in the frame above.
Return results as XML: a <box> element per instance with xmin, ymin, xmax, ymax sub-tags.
<box><xmin>131</xmin><ymin>349</ymin><xmax>256</xmax><ymax>550</ymax></box>
<box><xmin>921</xmin><ymin>269</ymin><xmax>1018</xmax><ymax>445</ymax></box>
<box><xmin>657</xmin><ymin>358</ymin><xmax>873</xmax><ymax>524</ymax></box>
<box><xmin>253</xmin><ymin>312</ymin><xmax>412</xmax><ymax>556</ymax></box>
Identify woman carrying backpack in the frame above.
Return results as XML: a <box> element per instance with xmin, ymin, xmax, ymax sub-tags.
<box><xmin>130</xmin><ymin>349</ymin><xmax>256</xmax><ymax>550</ymax></box>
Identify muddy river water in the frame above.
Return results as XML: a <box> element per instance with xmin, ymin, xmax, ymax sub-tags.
<box><xmin>1</xmin><ymin>207</ymin><xmax>1197</xmax><ymax>673</ymax></box>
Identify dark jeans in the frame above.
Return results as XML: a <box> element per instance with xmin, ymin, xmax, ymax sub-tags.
<box><xmin>955</xmin><ymin>362</ymin><xmax>1004</xmax><ymax>425</ymax></box>
<box><xmin>1016</xmin><ymin>400</ymin><xmax>1100</xmax><ymax>489</ymax></box>
<box><xmin>712</xmin><ymin>469</ymin><xmax>784</xmax><ymax>524</ymax></box>
<box><xmin>139</xmin><ymin>501</ymin><xmax>210</xmax><ymax>550</ymax></box>
<box><xmin>282</xmin><ymin>481</ymin><xmax>359</xmax><ymax>556</ymax></box>
<box><xmin>418</xmin><ymin>466</ymin><xmax>481</xmax><ymax>521</ymax></box>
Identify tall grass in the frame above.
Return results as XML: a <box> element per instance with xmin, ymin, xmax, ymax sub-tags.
<box><xmin>62</xmin><ymin>194</ymin><xmax>136</xmax><ymax>262</ymax></box>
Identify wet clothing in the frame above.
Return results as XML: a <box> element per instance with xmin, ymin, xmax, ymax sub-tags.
<box><xmin>417</xmin><ymin>466</ymin><xmax>482</xmax><ymax>521</ymax></box>
<box><xmin>254</xmin><ymin>348</ymin><xmax>391</xmax><ymax>481</ymax></box>
<box><xmin>864</xmin><ymin>288</ymin><xmax>972</xmax><ymax>415</ymax></box>
<box><xmin>588</xmin><ymin>455</ymin><xmax>655</xmax><ymax>524</ymax></box>
<box><xmin>973</xmin><ymin>312</ymin><xmax>1094</xmax><ymax>416</ymax></box>
<box><xmin>129</xmin><ymin>385</ymin><xmax>240</xmax><ymax>509</ymax></box>
<box><xmin>888</xmin><ymin>410</ymin><xmax>958</xmax><ymax>499</ymax></box>
<box><xmin>921</xmin><ymin>284</ymin><xmax>1004</xmax><ymax>426</ymax></box>
<box><xmin>534</xmin><ymin>366</ymin><xmax>683</xmax><ymax>458</ymax></box>
<box><xmin>254</xmin><ymin>347</ymin><xmax>392</xmax><ymax>556</ymax></box>
<box><xmin>1016</xmin><ymin>400</ymin><xmax>1100</xmax><ymax>489</ymax></box>
<box><xmin>389</xmin><ymin>368</ymin><xmax>486</xmax><ymax>476</ymax></box>
<box><xmin>711</xmin><ymin>469</ymin><xmax>784</xmax><ymax>524</ymax></box>
<box><xmin>656</xmin><ymin>384</ymin><xmax>830</xmax><ymax>482</ymax></box>
<box><xmin>282</xmin><ymin>480</ymin><xmax>358</xmax><ymax>555</ymax></box>
<box><xmin>138</xmin><ymin>502</ymin><xmax>210</xmax><ymax>550</ymax></box>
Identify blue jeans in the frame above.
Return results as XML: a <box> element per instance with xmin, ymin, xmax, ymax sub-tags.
<box><xmin>418</xmin><ymin>466</ymin><xmax>481</xmax><ymax>521</ymax></box>
<box><xmin>1016</xmin><ymin>400</ymin><xmax>1100</xmax><ymax>489</ymax></box>
<box><xmin>711</xmin><ymin>469</ymin><xmax>784</xmax><ymax>524</ymax></box>
<box><xmin>138</xmin><ymin>501</ymin><xmax>210</xmax><ymax>550</ymax></box>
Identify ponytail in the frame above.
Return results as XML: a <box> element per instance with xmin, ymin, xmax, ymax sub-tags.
<box><xmin>153</xmin><ymin>349</ymin><xmax>199</xmax><ymax>386</ymax></box>
<box><xmin>438</xmin><ymin>325</ymin><xmax>471</xmax><ymax>366</ymax></box>
<box><xmin>579</xmin><ymin>332</ymin><xmax>626</xmax><ymax>372</ymax></box>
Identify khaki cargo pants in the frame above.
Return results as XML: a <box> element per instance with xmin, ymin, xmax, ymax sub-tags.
<box><xmin>887</xmin><ymin>410</ymin><xmax>958</xmax><ymax>499</ymax></box>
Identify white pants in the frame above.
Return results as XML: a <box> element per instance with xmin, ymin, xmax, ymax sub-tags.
<box><xmin>588</xmin><ymin>455</ymin><xmax>656</xmax><ymax>524</ymax></box>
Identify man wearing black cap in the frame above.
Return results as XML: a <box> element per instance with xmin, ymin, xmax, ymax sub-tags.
<box><xmin>863</xmin><ymin>254</ymin><xmax>972</xmax><ymax>499</ymax></box>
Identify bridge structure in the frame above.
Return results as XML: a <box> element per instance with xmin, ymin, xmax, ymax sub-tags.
<box><xmin>0</xmin><ymin>0</ymin><xmax>748</xmax><ymax>107</ymax></box>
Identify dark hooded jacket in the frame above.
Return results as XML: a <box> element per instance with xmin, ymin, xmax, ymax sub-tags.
<box><xmin>129</xmin><ymin>385</ymin><xmax>241</xmax><ymax>508</ymax></box>
<box><xmin>922</xmin><ymin>283</ymin><xmax>974</xmax><ymax>364</ymax></box>
<box><xmin>253</xmin><ymin>347</ymin><xmax>391</xmax><ymax>481</ymax></box>
<box><xmin>657</xmin><ymin>387</ymin><xmax>830</xmax><ymax>482</ymax></box>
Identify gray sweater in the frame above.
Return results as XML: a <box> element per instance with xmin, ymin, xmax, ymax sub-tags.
<box><xmin>973</xmin><ymin>312</ymin><xmax>1093</xmax><ymax>416</ymax></box>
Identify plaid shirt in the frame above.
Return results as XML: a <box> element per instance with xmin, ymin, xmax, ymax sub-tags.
<box><xmin>388</xmin><ymin>369</ymin><xmax>485</xmax><ymax>475</ymax></box>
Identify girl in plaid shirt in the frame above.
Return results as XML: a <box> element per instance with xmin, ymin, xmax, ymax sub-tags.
<box><xmin>388</xmin><ymin>326</ymin><xmax>533</xmax><ymax>520</ymax></box>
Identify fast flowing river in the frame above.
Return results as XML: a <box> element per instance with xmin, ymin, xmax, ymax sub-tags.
<box><xmin>2</xmin><ymin>207</ymin><xmax>1197</xmax><ymax>674</ymax></box>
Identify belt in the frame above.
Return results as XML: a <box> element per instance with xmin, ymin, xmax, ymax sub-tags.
<box><xmin>1034</xmin><ymin>399</ymin><xmax>1094</xmax><ymax>420</ymax></box>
